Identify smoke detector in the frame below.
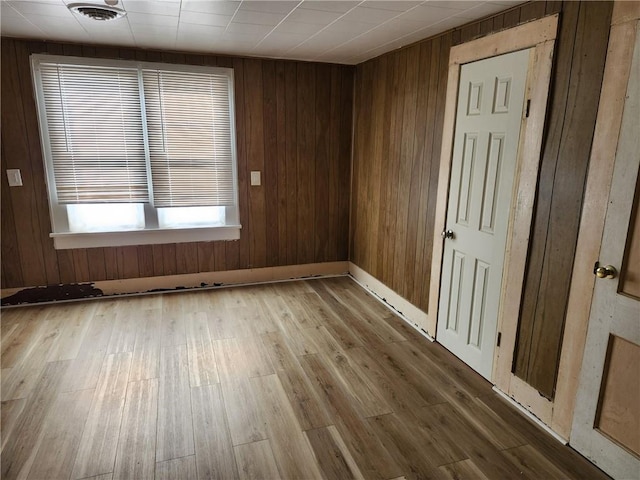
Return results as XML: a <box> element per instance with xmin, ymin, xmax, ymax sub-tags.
<box><xmin>68</xmin><ymin>3</ymin><xmax>126</xmax><ymax>21</ymax></box>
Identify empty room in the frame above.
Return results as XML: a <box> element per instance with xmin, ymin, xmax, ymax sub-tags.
<box><xmin>1</xmin><ymin>0</ymin><xmax>638</xmax><ymax>479</ymax></box>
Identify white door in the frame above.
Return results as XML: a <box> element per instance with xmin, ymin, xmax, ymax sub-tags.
<box><xmin>437</xmin><ymin>49</ymin><xmax>530</xmax><ymax>380</ymax></box>
<box><xmin>570</xmin><ymin>23</ymin><xmax>640</xmax><ymax>479</ymax></box>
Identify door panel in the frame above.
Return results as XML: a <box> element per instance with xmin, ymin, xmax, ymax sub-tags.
<box><xmin>437</xmin><ymin>49</ymin><xmax>530</xmax><ymax>379</ymax></box>
<box><xmin>620</xmin><ymin>179</ymin><xmax>640</xmax><ymax>300</ymax></box>
<box><xmin>480</xmin><ymin>133</ymin><xmax>504</xmax><ymax>234</ymax></box>
<box><xmin>570</xmin><ymin>23</ymin><xmax>640</xmax><ymax>479</ymax></box>
<box><xmin>595</xmin><ymin>335</ymin><xmax>640</xmax><ymax>457</ymax></box>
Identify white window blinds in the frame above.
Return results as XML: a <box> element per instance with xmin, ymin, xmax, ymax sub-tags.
<box><xmin>38</xmin><ymin>63</ymin><xmax>149</xmax><ymax>204</ymax></box>
<box><xmin>142</xmin><ymin>69</ymin><xmax>235</xmax><ymax>208</ymax></box>
<box><xmin>34</xmin><ymin>57</ymin><xmax>237</xmax><ymax>210</ymax></box>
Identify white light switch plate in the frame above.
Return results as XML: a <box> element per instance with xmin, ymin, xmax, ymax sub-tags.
<box><xmin>6</xmin><ymin>169</ymin><xmax>23</xmax><ymax>187</ymax></box>
<box><xmin>250</xmin><ymin>171</ymin><xmax>261</xmax><ymax>186</ymax></box>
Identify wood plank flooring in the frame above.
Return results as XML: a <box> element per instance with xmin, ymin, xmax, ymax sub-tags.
<box><xmin>0</xmin><ymin>276</ymin><xmax>609</xmax><ymax>479</ymax></box>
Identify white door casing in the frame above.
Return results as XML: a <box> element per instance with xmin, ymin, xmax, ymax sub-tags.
<box><xmin>570</xmin><ymin>22</ymin><xmax>640</xmax><ymax>479</ymax></box>
<box><xmin>436</xmin><ymin>49</ymin><xmax>530</xmax><ymax>380</ymax></box>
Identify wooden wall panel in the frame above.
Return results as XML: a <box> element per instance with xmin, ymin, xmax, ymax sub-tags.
<box><xmin>350</xmin><ymin>0</ymin><xmax>612</xmax><ymax>398</ymax></box>
<box><xmin>296</xmin><ymin>63</ymin><xmax>316</xmax><ymax>266</ymax></box>
<box><xmin>0</xmin><ymin>38</ymin><xmax>354</xmax><ymax>288</ymax></box>
<box><xmin>514</xmin><ymin>1</ymin><xmax>613</xmax><ymax>398</ymax></box>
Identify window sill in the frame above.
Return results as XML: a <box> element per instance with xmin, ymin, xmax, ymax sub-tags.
<box><xmin>50</xmin><ymin>225</ymin><xmax>241</xmax><ymax>250</ymax></box>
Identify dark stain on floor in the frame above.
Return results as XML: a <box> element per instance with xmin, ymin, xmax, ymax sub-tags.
<box><xmin>1</xmin><ymin>283</ymin><xmax>104</xmax><ymax>306</ymax></box>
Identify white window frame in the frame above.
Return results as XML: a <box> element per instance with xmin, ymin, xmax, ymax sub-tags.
<box><xmin>30</xmin><ymin>54</ymin><xmax>241</xmax><ymax>250</ymax></box>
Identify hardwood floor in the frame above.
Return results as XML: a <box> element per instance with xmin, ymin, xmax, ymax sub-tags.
<box><xmin>0</xmin><ymin>276</ymin><xmax>609</xmax><ymax>480</ymax></box>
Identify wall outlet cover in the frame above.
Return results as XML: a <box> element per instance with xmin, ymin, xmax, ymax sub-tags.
<box><xmin>250</xmin><ymin>171</ymin><xmax>261</xmax><ymax>186</ymax></box>
<box><xmin>6</xmin><ymin>169</ymin><xmax>23</xmax><ymax>187</ymax></box>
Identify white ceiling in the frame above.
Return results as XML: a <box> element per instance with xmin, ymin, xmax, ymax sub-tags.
<box><xmin>1</xmin><ymin>0</ymin><xmax>522</xmax><ymax>64</ymax></box>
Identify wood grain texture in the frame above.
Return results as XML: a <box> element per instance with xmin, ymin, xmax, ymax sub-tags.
<box><xmin>191</xmin><ymin>383</ymin><xmax>239</xmax><ymax>479</ymax></box>
<box><xmin>250</xmin><ymin>374</ymin><xmax>324</xmax><ymax>480</ymax></box>
<box><xmin>353</xmin><ymin>5</ymin><xmax>562</xmax><ymax>312</ymax></box>
<box><xmin>113</xmin><ymin>379</ymin><xmax>158</xmax><ymax>480</ymax></box>
<box><xmin>1</xmin><ymin>360</ymin><xmax>69</xmax><ymax>480</ymax></box>
<box><xmin>234</xmin><ymin>440</ymin><xmax>281</xmax><ymax>480</ymax></box>
<box><xmin>349</xmin><ymin>0</ymin><xmax>614</xmax><ymax>400</ymax></box>
<box><xmin>155</xmin><ymin>457</ymin><xmax>196</xmax><ymax>480</ymax></box>
<box><xmin>0</xmin><ymin>277</ymin><xmax>608</xmax><ymax>479</ymax></box>
<box><xmin>0</xmin><ymin>39</ymin><xmax>353</xmax><ymax>289</ymax></box>
<box><xmin>27</xmin><ymin>388</ymin><xmax>93</xmax><ymax>480</ymax></box>
<box><xmin>620</xmin><ymin>176</ymin><xmax>640</xmax><ymax>299</ymax></box>
<box><xmin>156</xmin><ymin>344</ymin><xmax>194</xmax><ymax>462</ymax></box>
<box><xmin>553</xmin><ymin>8</ymin><xmax>640</xmax><ymax>438</ymax></box>
<box><xmin>514</xmin><ymin>0</ymin><xmax>613</xmax><ymax>398</ymax></box>
<box><xmin>72</xmin><ymin>352</ymin><xmax>131</xmax><ymax>479</ymax></box>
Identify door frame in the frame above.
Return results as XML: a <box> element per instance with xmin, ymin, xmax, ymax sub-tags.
<box><xmin>435</xmin><ymin>48</ymin><xmax>532</xmax><ymax>380</ymax></box>
<box><xmin>553</xmin><ymin>1</ymin><xmax>640</xmax><ymax>439</ymax></box>
<box><xmin>428</xmin><ymin>14</ymin><xmax>559</xmax><ymax>419</ymax></box>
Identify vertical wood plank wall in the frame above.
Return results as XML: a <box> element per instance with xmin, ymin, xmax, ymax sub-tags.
<box><xmin>514</xmin><ymin>1</ymin><xmax>613</xmax><ymax>398</ymax></box>
<box><xmin>0</xmin><ymin>39</ymin><xmax>354</xmax><ymax>288</ymax></box>
<box><xmin>349</xmin><ymin>1</ymin><xmax>612</xmax><ymax>398</ymax></box>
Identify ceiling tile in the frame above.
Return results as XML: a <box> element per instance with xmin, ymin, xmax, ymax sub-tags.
<box><xmin>225</xmin><ymin>22</ymin><xmax>273</xmax><ymax>36</ymax></box>
<box><xmin>239</xmin><ymin>1</ymin><xmax>300</xmax><ymax>14</ymax></box>
<box><xmin>177</xmin><ymin>22</ymin><xmax>226</xmax><ymax>40</ymax></box>
<box><xmin>8</xmin><ymin>1</ymin><xmax>71</xmax><ymax>17</ymax></box>
<box><xmin>273</xmin><ymin>20</ymin><xmax>325</xmax><ymax>35</ymax></box>
<box><xmin>456</xmin><ymin>2</ymin><xmax>509</xmax><ymax>19</ymax></box>
<box><xmin>322</xmin><ymin>19</ymin><xmax>376</xmax><ymax>35</ymax></box>
<box><xmin>1</xmin><ymin>2</ymin><xmax>23</xmax><ymax>18</ymax></box>
<box><xmin>364</xmin><ymin>18</ymin><xmax>425</xmax><ymax>36</ymax></box>
<box><xmin>179</xmin><ymin>11</ymin><xmax>233</xmax><ymax>27</ymax></box>
<box><xmin>363</xmin><ymin>1</ymin><xmax>422</xmax><ymax>12</ymax></box>
<box><xmin>0</xmin><ymin>0</ymin><xmax>520</xmax><ymax>65</ymax></box>
<box><xmin>282</xmin><ymin>7</ymin><xmax>342</xmax><ymax>24</ymax></box>
<box><xmin>131</xmin><ymin>23</ymin><xmax>176</xmax><ymax>36</ymax></box>
<box><xmin>118</xmin><ymin>0</ymin><xmax>180</xmax><ymax>17</ymax></box>
<box><xmin>23</xmin><ymin>14</ymin><xmax>81</xmax><ymax>30</ymax></box>
<box><xmin>126</xmin><ymin>12</ymin><xmax>178</xmax><ymax>26</ymax></box>
<box><xmin>17</xmin><ymin>0</ymin><xmax>68</xmax><ymax>4</ymax></box>
<box><xmin>220</xmin><ymin>29</ymin><xmax>267</xmax><ymax>44</ymax></box>
<box><xmin>120</xmin><ymin>0</ymin><xmax>181</xmax><ymax>16</ymax></box>
<box><xmin>395</xmin><ymin>4</ymin><xmax>456</xmax><ymax>23</ymax></box>
<box><xmin>86</xmin><ymin>31</ymin><xmax>136</xmax><ymax>46</ymax></box>
<box><xmin>181</xmin><ymin>0</ymin><xmax>240</xmax><ymax>15</ymax></box>
<box><xmin>1</xmin><ymin>14</ymin><xmax>44</xmax><ymax>38</ymax></box>
<box><xmin>288</xmin><ymin>33</ymin><xmax>350</xmax><ymax>54</ymax></box>
<box><xmin>340</xmin><ymin>6</ymin><xmax>401</xmax><ymax>24</ymax></box>
<box><xmin>425</xmin><ymin>14</ymin><xmax>466</xmax><ymax>31</ymax></box>
<box><xmin>136</xmin><ymin>37</ymin><xmax>177</xmax><ymax>50</ymax></box>
<box><xmin>210</xmin><ymin>37</ymin><xmax>258</xmax><ymax>52</ymax></box>
<box><xmin>233</xmin><ymin>9</ymin><xmax>287</xmax><ymax>26</ymax></box>
<box><xmin>258</xmin><ymin>31</ymin><xmax>307</xmax><ymax>46</ymax></box>
<box><xmin>300</xmin><ymin>1</ymin><xmax>360</xmax><ymax>14</ymax></box>
<box><xmin>426</xmin><ymin>1</ymin><xmax>478</xmax><ymax>10</ymax></box>
<box><xmin>314</xmin><ymin>51</ymin><xmax>352</xmax><ymax>62</ymax></box>
<box><xmin>394</xmin><ymin>27</ymin><xmax>435</xmax><ymax>45</ymax></box>
<box><xmin>288</xmin><ymin>45</ymin><xmax>329</xmax><ymax>57</ymax></box>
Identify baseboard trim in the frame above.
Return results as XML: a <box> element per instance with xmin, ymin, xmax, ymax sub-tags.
<box><xmin>348</xmin><ymin>262</ymin><xmax>434</xmax><ymax>341</ymax></box>
<box><xmin>1</xmin><ymin>261</ymin><xmax>349</xmax><ymax>307</ymax></box>
<box><xmin>492</xmin><ymin>386</ymin><xmax>568</xmax><ymax>444</ymax></box>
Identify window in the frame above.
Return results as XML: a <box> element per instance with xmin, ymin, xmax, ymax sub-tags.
<box><xmin>31</xmin><ymin>54</ymin><xmax>240</xmax><ymax>249</ymax></box>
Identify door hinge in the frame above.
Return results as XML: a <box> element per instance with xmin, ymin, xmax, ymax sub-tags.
<box><xmin>497</xmin><ymin>332</ymin><xmax>502</xmax><ymax>347</ymax></box>
<box><xmin>525</xmin><ymin>99</ymin><xmax>531</xmax><ymax>118</ymax></box>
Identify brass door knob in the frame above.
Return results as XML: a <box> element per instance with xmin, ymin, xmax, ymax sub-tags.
<box><xmin>594</xmin><ymin>265</ymin><xmax>617</xmax><ymax>279</ymax></box>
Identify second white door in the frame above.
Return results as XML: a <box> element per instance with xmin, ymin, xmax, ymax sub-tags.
<box><xmin>437</xmin><ymin>49</ymin><xmax>530</xmax><ymax>380</ymax></box>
